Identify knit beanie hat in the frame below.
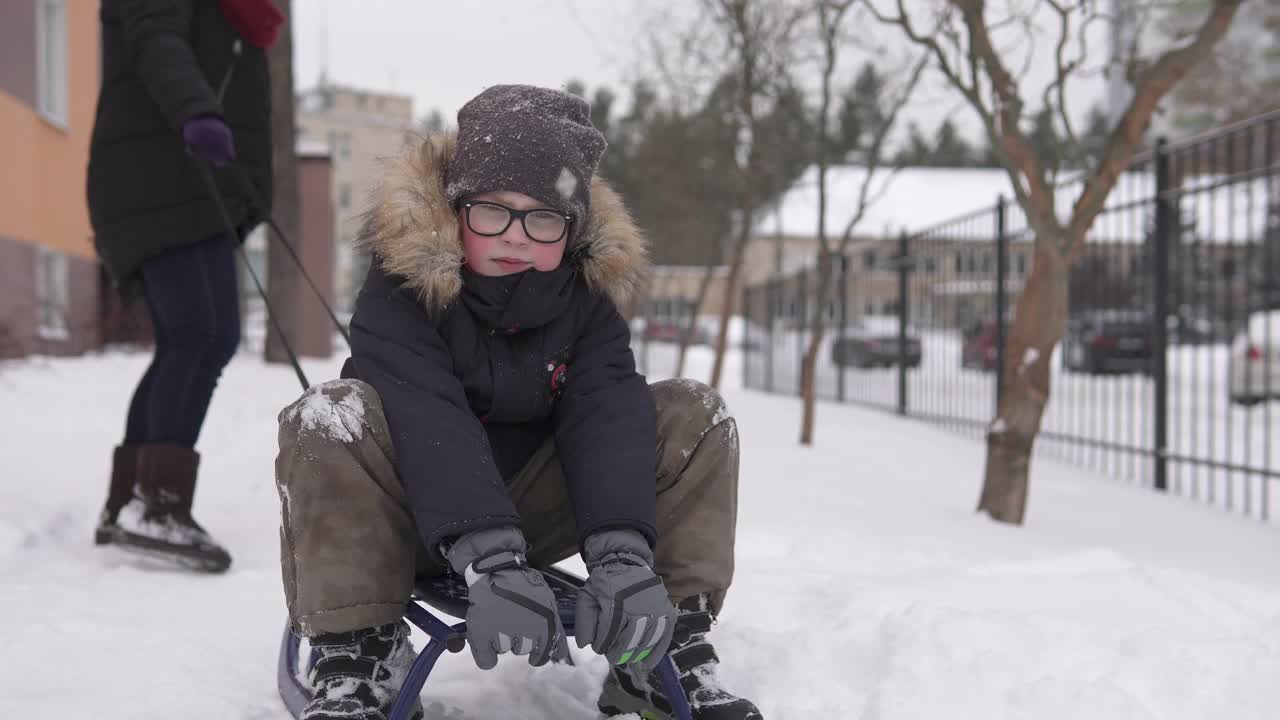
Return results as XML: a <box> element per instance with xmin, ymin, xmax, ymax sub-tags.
<box><xmin>445</xmin><ymin>84</ymin><xmax>606</xmax><ymax>242</ymax></box>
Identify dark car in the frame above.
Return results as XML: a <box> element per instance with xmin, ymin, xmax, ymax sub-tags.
<box><xmin>831</xmin><ymin>315</ymin><xmax>922</xmax><ymax>368</ymax></box>
<box><xmin>1062</xmin><ymin>310</ymin><xmax>1153</xmax><ymax>374</ymax></box>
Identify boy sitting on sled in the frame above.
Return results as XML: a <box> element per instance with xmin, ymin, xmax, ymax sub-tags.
<box><xmin>274</xmin><ymin>84</ymin><xmax>760</xmax><ymax>720</ymax></box>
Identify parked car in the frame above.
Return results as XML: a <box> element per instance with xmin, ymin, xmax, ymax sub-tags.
<box><xmin>831</xmin><ymin>315</ymin><xmax>922</xmax><ymax>368</ymax></box>
<box><xmin>1062</xmin><ymin>310</ymin><xmax>1153</xmax><ymax>375</ymax></box>
<box><xmin>1229</xmin><ymin>309</ymin><xmax>1280</xmax><ymax>406</ymax></box>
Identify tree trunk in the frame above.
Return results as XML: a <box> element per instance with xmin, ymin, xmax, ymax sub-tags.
<box><xmin>709</xmin><ymin>225</ymin><xmax>750</xmax><ymax>389</ymax></box>
<box><xmin>799</xmin><ymin>251</ymin><xmax>835</xmax><ymax>445</ymax></box>
<box><xmin>264</xmin><ymin>0</ymin><xmax>302</xmax><ymax>367</ymax></box>
<box><xmin>978</xmin><ymin>233</ymin><xmax>1072</xmax><ymax>523</ymax></box>
<box><xmin>675</xmin><ymin>261</ymin><xmax>719</xmax><ymax>378</ymax></box>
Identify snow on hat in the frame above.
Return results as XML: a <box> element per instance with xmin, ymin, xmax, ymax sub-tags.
<box><xmin>445</xmin><ymin>84</ymin><xmax>606</xmax><ymax>243</ymax></box>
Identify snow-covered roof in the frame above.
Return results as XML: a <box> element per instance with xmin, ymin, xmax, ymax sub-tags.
<box><xmin>756</xmin><ymin>166</ymin><xmax>1016</xmax><ymax>240</ymax></box>
<box><xmin>295</xmin><ymin>137</ymin><xmax>331</xmax><ymax>158</ymax></box>
<box><xmin>758</xmin><ymin>165</ymin><xmax>1276</xmax><ymax>246</ymax></box>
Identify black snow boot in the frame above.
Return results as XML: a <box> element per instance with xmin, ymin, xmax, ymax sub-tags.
<box><xmin>302</xmin><ymin>622</ymin><xmax>424</xmax><ymax>720</ymax></box>
<box><xmin>94</xmin><ymin>443</ymin><xmax>232</xmax><ymax>573</ymax></box>
<box><xmin>598</xmin><ymin>593</ymin><xmax>763</xmax><ymax>720</ymax></box>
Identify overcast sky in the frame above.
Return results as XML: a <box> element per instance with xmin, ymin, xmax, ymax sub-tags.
<box><xmin>291</xmin><ymin>0</ymin><xmax>1112</xmax><ymax>143</ymax></box>
<box><xmin>291</xmin><ymin>1</ymin><xmax>650</xmax><ymax>121</ymax></box>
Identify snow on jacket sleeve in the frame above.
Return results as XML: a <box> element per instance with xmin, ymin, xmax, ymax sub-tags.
<box><xmin>348</xmin><ymin>265</ymin><xmax>520</xmax><ymax>562</ymax></box>
<box><xmin>110</xmin><ymin>0</ymin><xmax>222</xmax><ymax>130</ymax></box>
<box><xmin>553</xmin><ymin>292</ymin><xmax>658</xmax><ymax>549</ymax></box>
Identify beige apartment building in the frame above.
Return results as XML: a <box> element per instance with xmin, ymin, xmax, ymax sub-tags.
<box><xmin>645</xmin><ymin>166</ymin><xmax>1027</xmax><ymax>328</ymax></box>
<box><xmin>297</xmin><ymin>82</ymin><xmax>418</xmax><ymax>311</ymax></box>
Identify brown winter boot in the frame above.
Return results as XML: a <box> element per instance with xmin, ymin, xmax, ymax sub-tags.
<box><xmin>94</xmin><ymin>444</ymin><xmax>233</xmax><ymax>573</ymax></box>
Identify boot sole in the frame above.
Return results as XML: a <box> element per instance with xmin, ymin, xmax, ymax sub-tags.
<box><xmin>94</xmin><ymin>525</ymin><xmax>231</xmax><ymax>574</ymax></box>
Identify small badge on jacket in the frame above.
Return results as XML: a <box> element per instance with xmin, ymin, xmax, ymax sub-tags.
<box><xmin>545</xmin><ymin>347</ymin><xmax>572</xmax><ymax>401</ymax></box>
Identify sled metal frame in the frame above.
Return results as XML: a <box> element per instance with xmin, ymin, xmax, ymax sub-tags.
<box><xmin>277</xmin><ymin>565</ymin><xmax>694</xmax><ymax>720</ymax></box>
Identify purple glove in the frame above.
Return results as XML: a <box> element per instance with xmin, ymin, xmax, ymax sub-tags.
<box><xmin>182</xmin><ymin>115</ymin><xmax>235</xmax><ymax>167</ymax></box>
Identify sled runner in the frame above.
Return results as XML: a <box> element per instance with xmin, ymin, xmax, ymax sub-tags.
<box><xmin>276</xmin><ymin>564</ymin><xmax>695</xmax><ymax>720</ymax></box>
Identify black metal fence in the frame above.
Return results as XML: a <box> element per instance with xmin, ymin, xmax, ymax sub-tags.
<box><xmin>743</xmin><ymin>111</ymin><xmax>1279</xmax><ymax>522</ymax></box>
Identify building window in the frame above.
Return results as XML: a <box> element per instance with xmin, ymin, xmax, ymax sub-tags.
<box><xmin>339</xmin><ymin>184</ymin><xmax>351</xmax><ymax>209</ymax></box>
<box><xmin>1016</xmin><ymin>254</ymin><xmax>1028</xmax><ymax>276</ymax></box>
<box><xmin>325</xmin><ymin>131</ymin><xmax>352</xmax><ymax>160</ymax></box>
<box><xmin>35</xmin><ymin>247</ymin><xmax>70</xmax><ymax>340</ymax></box>
<box><xmin>863</xmin><ymin>249</ymin><xmax>876</xmax><ymax>270</ymax></box>
<box><xmin>36</xmin><ymin>0</ymin><xmax>69</xmax><ymax>127</ymax></box>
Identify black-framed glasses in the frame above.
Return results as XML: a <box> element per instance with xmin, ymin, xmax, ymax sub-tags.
<box><xmin>461</xmin><ymin>201</ymin><xmax>572</xmax><ymax>244</ymax></box>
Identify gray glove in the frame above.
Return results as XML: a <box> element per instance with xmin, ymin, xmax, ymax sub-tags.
<box><xmin>575</xmin><ymin>529</ymin><xmax>677</xmax><ymax>671</ymax></box>
<box><xmin>446</xmin><ymin>526</ymin><xmax>569</xmax><ymax>670</ymax></box>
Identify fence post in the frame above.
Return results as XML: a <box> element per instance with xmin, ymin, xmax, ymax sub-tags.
<box><xmin>897</xmin><ymin>232</ymin><xmax>909</xmax><ymax>416</ymax></box>
<box><xmin>1153</xmin><ymin>137</ymin><xmax>1171</xmax><ymax>493</ymax></box>
<box><xmin>837</xmin><ymin>253</ymin><xmax>848</xmax><ymax>403</ymax></box>
<box><xmin>994</xmin><ymin>196</ymin><xmax>1008</xmax><ymax>411</ymax></box>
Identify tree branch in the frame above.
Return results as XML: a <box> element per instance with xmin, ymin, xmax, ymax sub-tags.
<box><xmin>1041</xmin><ymin>0</ymin><xmax>1083</xmax><ymax>173</ymax></box>
<box><xmin>815</xmin><ymin>0</ymin><xmax>854</xmax><ymax>255</ymax></box>
<box><xmin>951</xmin><ymin>0</ymin><xmax>1057</xmax><ymax>235</ymax></box>
<box><xmin>837</xmin><ymin>50</ymin><xmax>929</xmax><ymax>249</ymax></box>
<box><xmin>1065</xmin><ymin>0</ymin><xmax>1244</xmax><ymax>243</ymax></box>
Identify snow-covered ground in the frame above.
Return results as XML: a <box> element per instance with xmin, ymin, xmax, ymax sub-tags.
<box><xmin>2</xmin><ymin>344</ymin><xmax>1279</xmax><ymax>719</ymax></box>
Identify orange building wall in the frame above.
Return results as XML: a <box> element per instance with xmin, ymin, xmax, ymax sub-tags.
<box><xmin>0</xmin><ymin>2</ymin><xmax>98</xmax><ymax>259</ymax></box>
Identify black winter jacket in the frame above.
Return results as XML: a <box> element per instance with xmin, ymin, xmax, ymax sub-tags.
<box><xmin>344</xmin><ymin>135</ymin><xmax>654</xmax><ymax>564</ymax></box>
<box><xmin>89</xmin><ymin>0</ymin><xmax>273</xmax><ymax>293</ymax></box>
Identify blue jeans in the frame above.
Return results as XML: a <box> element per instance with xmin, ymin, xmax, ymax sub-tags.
<box><xmin>124</xmin><ymin>233</ymin><xmax>240</xmax><ymax>447</ymax></box>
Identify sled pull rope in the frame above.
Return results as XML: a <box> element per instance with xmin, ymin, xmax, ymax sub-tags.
<box><xmin>195</xmin><ymin>160</ymin><xmax>311</xmax><ymax>392</ymax></box>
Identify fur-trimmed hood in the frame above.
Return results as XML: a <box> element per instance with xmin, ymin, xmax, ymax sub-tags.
<box><xmin>357</xmin><ymin>133</ymin><xmax>648</xmax><ymax>311</ymax></box>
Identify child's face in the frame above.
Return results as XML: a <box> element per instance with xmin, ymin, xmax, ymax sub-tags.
<box><xmin>459</xmin><ymin>191</ymin><xmax>569</xmax><ymax>276</ymax></box>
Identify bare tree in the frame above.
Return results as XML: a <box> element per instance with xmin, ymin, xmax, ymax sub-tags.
<box><xmin>621</xmin><ymin>15</ymin><xmax>806</xmax><ymax>384</ymax></box>
<box><xmin>864</xmin><ymin>0</ymin><xmax>1243</xmax><ymax>523</ymax></box>
<box><xmin>799</xmin><ymin>1</ymin><xmax>926</xmax><ymax>445</ymax></box>
<box><xmin>265</xmin><ymin>0</ymin><xmax>303</xmax><ymax>367</ymax></box>
<box><xmin>701</xmin><ymin>0</ymin><xmax>808</xmax><ymax>390</ymax></box>
<box><xmin>670</xmin><ymin>270</ymin><xmax>714</xmax><ymax>377</ymax></box>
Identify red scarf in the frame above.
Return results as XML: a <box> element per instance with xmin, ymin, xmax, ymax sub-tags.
<box><xmin>217</xmin><ymin>0</ymin><xmax>285</xmax><ymax>49</ymax></box>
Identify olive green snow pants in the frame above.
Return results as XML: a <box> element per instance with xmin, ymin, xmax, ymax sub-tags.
<box><xmin>274</xmin><ymin>378</ymin><xmax>739</xmax><ymax>636</ymax></box>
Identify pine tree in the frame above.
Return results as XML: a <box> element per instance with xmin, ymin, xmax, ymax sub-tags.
<box><xmin>932</xmin><ymin>118</ymin><xmax>974</xmax><ymax>166</ymax></box>
<box><xmin>894</xmin><ymin>122</ymin><xmax>931</xmax><ymax>166</ymax></box>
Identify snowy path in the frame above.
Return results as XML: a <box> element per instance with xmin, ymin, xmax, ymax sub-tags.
<box><xmin>2</xmin><ymin>348</ymin><xmax>1278</xmax><ymax>719</ymax></box>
